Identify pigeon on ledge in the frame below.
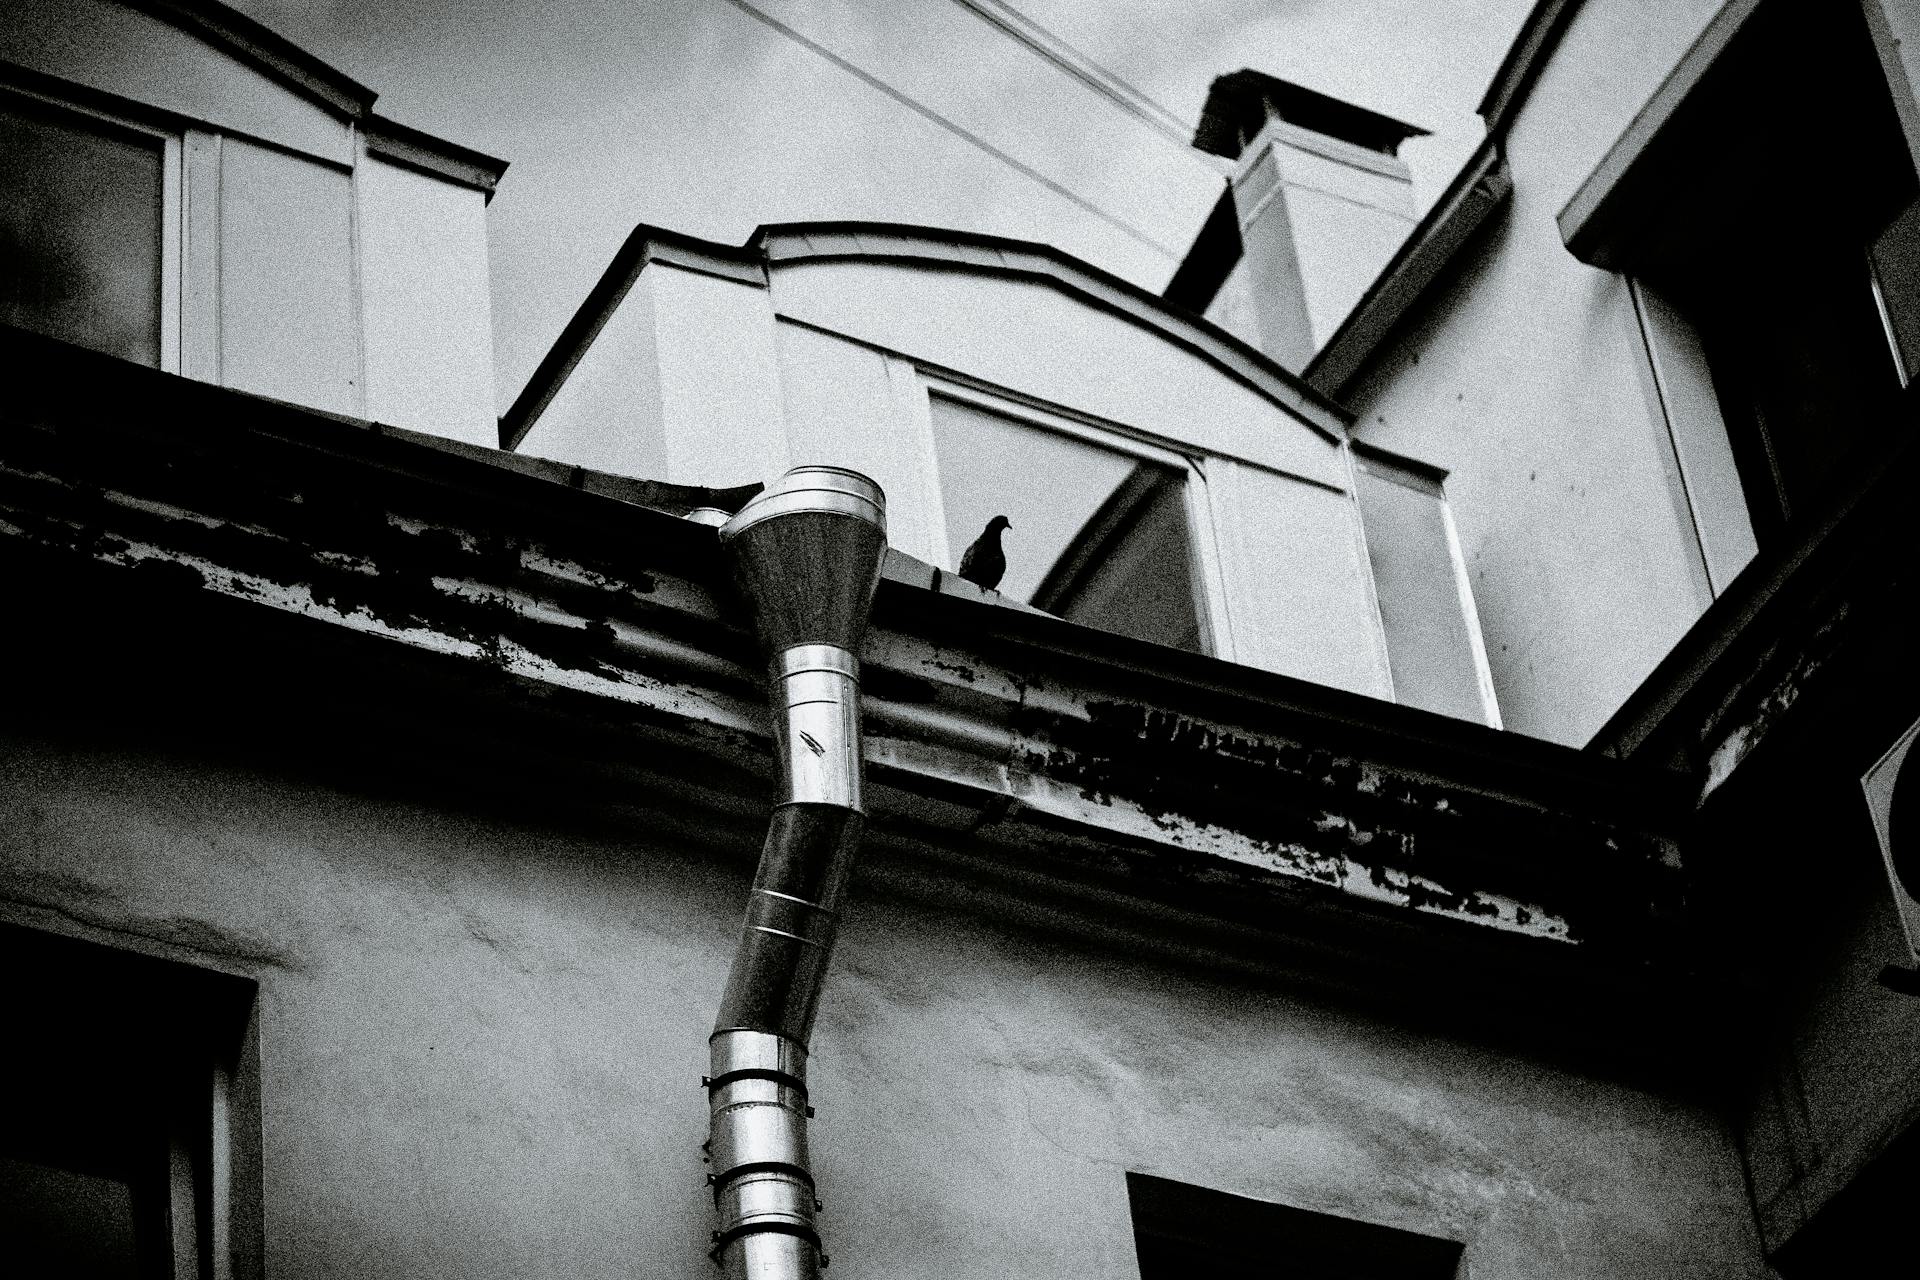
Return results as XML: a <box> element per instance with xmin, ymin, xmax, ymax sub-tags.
<box><xmin>958</xmin><ymin>515</ymin><xmax>1011</xmax><ymax>591</ymax></box>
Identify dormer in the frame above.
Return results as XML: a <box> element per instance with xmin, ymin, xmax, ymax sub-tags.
<box><xmin>505</xmin><ymin>222</ymin><xmax>1424</xmax><ymax>705</ymax></box>
<box><xmin>1</xmin><ymin>0</ymin><xmax>506</xmax><ymax>444</ymax></box>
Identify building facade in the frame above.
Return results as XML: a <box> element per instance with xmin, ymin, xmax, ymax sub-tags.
<box><xmin>3</xmin><ymin>0</ymin><xmax>1917</xmax><ymax>1277</ymax></box>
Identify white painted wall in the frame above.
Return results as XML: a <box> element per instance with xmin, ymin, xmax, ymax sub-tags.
<box><xmin>1211</xmin><ymin>459</ymin><xmax>1394</xmax><ymax>697</ymax></box>
<box><xmin>768</xmin><ymin>260</ymin><xmax>1345</xmax><ymax>490</ymax></box>
<box><xmin>511</xmin><ymin>247</ymin><xmax>1393</xmax><ymax>697</ymax></box>
<box><xmin>4</xmin><ymin>0</ymin><xmax>501</xmax><ymax>445</ymax></box>
<box><xmin>219</xmin><ymin>137</ymin><xmax>359</xmax><ymax>416</ymax></box>
<box><xmin>516</xmin><ymin>276</ymin><xmax>667</xmax><ymax>479</ymax></box>
<box><xmin>650</xmin><ymin>266</ymin><xmax>791</xmax><ymax>487</ymax></box>
<box><xmin>1342</xmin><ymin>0</ymin><xmax>1734</xmax><ymax>747</ymax></box>
<box><xmin>526</xmin><ymin>262</ymin><xmax>791</xmax><ymax>488</ymax></box>
<box><xmin>359</xmin><ymin>156</ymin><xmax>497</xmax><ymax>445</ymax></box>
<box><xmin>764</xmin><ymin>257</ymin><xmax>1390</xmax><ymax>694</ymax></box>
<box><xmin>776</xmin><ymin>321</ymin><xmax>943</xmax><ymax>563</ymax></box>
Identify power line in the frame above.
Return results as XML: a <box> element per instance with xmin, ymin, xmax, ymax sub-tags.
<box><xmin>946</xmin><ymin>0</ymin><xmax>1200</xmax><ymax>154</ymax></box>
<box><xmin>714</xmin><ymin>0</ymin><xmax>1181</xmax><ymax>259</ymax></box>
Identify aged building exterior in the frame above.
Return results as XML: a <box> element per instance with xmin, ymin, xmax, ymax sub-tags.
<box><xmin>3</xmin><ymin>0</ymin><xmax>1916</xmax><ymax>1277</ymax></box>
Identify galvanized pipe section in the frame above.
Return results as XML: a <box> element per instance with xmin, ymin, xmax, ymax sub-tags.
<box><xmin>706</xmin><ymin>467</ymin><xmax>887</xmax><ymax>1280</ymax></box>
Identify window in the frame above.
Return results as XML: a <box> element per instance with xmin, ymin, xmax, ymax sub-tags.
<box><xmin>0</xmin><ymin>924</ymin><xmax>259</xmax><ymax>1280</ymax></box>
<box><xmin>1128</xmin><ymin>1172</ymin><xmax>1464</xmax><ymax>1278</ymax></box>
<box><xmin>1353</xmin><ymin>446</ymin><xmax>1500</xmax><ymax>725</ymax></box>
<box><xmin>0</xmin><ymin>91</ymin><xmax>179</xmax><ymax>370</ymax></box>
<box><xmin>924</xmin><ymin>383</ymin><xmax>1217</xmax><ymax>654</ymax></box>
<box><xmin>1563</xmin><ymin>0</ymin><xmax>1920</xmax><ymax>556</ymax></box>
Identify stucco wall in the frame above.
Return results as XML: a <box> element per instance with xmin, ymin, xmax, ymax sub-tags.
<box><xmin>0</xmin><ymin>724</ymin><xmax>1766</xmax><ymax>1278</ymax></box>
<box><xmin>1341</xmin><ymin>0</ymin><xmax>1733</xmax><ymax>747</ymax></box>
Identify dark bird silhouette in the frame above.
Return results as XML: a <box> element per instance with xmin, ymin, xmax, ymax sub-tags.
<box><xmin>958</xmin><ymin>515</ymin><xmax>1011</xmax><ymax>590</ymax></box>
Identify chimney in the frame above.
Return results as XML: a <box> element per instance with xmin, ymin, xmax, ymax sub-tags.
<box><xmin>1166</xmin><ymin>71</ymin><xmax>1428</xmax><ymax>371</ymax></box>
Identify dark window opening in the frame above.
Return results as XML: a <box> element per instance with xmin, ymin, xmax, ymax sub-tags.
<box><xmin>0</xmin><ymin>924</ymin><xmax>258</xmax><ymax>1280</ymax></box>
<box><xmin>0</xmin><ymin>95</ymin><xmax>165</xmax><ymax>368</ymax></box>
<box><xmin>930</xmin><ymin>394</ymin><xmax>1208</xmax><ymax>653</ymax></box>
<box><xmin>1624</xmin><ymin>0</ymin><xmax>1920</xmax><ymax>547</ymax></box>
<box><xmin>1128</xmin><ymin>1171</ymin><xmax>1464</xmax><ymax>1278</ymax></box>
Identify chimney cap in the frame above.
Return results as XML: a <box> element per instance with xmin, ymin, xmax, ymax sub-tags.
<box><xmin>1193</xmin><ymin>70</ymin><xmax>1429</xmax><ymax>160</ymax></box>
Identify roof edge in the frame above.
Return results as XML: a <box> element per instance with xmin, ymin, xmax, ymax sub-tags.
<box><xmin>132</xmin><ymin>0</ymin><xmax>378</xmax><ymax>119</ymax></box>
<box><xmin>1303</xmin><ymin>136</ymin><xmax>1513</xmax><ymax>399</ymax></box>
<box><xmin>5</xmin><ymin>325</ymin><xmax>1695</xmax><ymax>998</ymax></box>
<box><xmin>504</xmin><ymin>219</ymin><xmax>1354</xmax><ymax>455</ymax></box>
<box><xmin>751</xmin><ymin>220</ymin><xmax>1352</xmax><ymax>436</ymax></box>
<box><xmin>1477</xmin><ymin>0</ymin><xmax>1586</xmax><ymax>132</ymax></box>
<box><xmin>124</xmin><ymin>1</ymin><xmax>508</xmax><ymax>193</ymax></box>
<box><xmin>364</xmin><ymin>113</ymin><xmax>509</xmax><ymax>198</ymax></box>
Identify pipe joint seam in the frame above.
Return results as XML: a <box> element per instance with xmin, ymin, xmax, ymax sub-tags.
<box><xmin>706</xmin><ymin>467</ymin><xmax>886</xmax><ymax>1280</ymax></box>
<box><xmin>772</xmin><ymin>652</ymin><xmax>863</xmax><ymax>811</ymax></box>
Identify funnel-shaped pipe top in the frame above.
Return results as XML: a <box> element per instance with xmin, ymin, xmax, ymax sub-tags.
<box><xmin>720</xmin><ymin>466</ymin><xmax>888</xmax><ymax>656</ymax></box>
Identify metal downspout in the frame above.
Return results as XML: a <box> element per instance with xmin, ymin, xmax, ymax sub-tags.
<box><xmin>705</xmin><ymin>467</ymin><xmax>888</xmax><ymax>1280</ymax></box>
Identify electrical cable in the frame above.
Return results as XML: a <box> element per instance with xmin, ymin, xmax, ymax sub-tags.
<box><xmin>946</xmin><ymin>0</ymin><xmax>1199</xmax><ymax>153</ymax></box>
<box><xmin>714</xmin><ymin>0</ymin><xmax>1181</xmax><ymax>259</ymax></box>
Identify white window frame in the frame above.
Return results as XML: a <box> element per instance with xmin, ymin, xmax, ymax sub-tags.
<box><xmin>1350</xmin><ymin>444</ymin><xmax>1502</xmax><ymax>728</ymax></box>
<box><xmin>0</xmin><ymin>81</ymin><xmax>185</xmax><ymax>374</ymax></box>
<box><xmin>912</xmin><ymin>372</ymin><xmax>1236</xmax><ymax>659</ymax></box>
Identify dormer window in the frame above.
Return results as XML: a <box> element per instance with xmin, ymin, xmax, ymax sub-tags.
<box><xmin>924</xmin><ymin>383</ymin><xmax>1216</xmax><ymax>654</ymax></box>
<box><xmin>1</xmin><ymin>92</ymin><xmax>176</xmax><ymax>369</ymax></box>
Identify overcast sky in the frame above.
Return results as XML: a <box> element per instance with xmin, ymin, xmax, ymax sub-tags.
<box><xmin>229</xmin><ymin>0</ymin><xmax>1535</xmax><ymax>411</ymax></box>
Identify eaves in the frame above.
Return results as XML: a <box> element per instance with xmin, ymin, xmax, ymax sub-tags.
<box><xmin>3</xmin><ymin>329</ymin><xmax>1692</xmax><ymax>1014</ymax></box>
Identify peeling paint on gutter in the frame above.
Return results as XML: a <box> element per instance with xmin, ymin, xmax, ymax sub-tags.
<box><xmin>1</xmin><ymin>336</ymin><xmax>1685</xmax><ymax>957</ymax></box>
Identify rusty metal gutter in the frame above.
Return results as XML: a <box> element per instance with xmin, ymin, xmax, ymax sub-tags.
<box><xmin>702</xmin><ymin>467</ymin><xmax>888</xmax><ymax>1279</ymax></box>
<box><xmin>1</xmin><ymin>331</ymin><xmax>1687</xmax><ymax>974</ymax></box>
